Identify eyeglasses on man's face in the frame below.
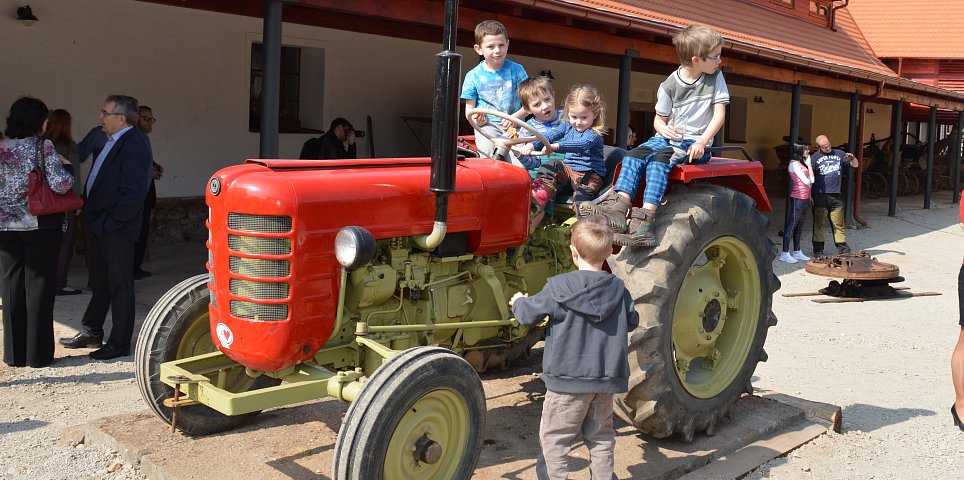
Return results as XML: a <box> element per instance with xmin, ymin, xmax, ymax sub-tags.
<box><xmin>100</xmin><ymin>110</ymin><xmax>124</xmax><ymax>117</ymax></box>
<box><xmin>139</xmin><ymin>116</ymin><xmax>156</xmax><ymax>124</ymax></box>
<box><xmin>705</xmin><ymin>53</ymin><xmax>722</xmax><ymax>61</ymax></box>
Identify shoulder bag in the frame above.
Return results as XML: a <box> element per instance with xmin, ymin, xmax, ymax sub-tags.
<box><xmin>27</xmin><ymin>138</ymin><xmax>84</xmax><ymax>216</ymax></box>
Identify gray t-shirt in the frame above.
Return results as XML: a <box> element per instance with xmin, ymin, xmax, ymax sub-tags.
<box><xmin>655</xmin><ymin>69</ymin><xmax>730</xmax><ymax>146</ymax></box>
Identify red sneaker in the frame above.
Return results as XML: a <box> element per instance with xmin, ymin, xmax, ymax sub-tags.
<box><xmin>531</xmin><ymin>180</ymin><xmax>552</xmax><ymax>210</ymax></box>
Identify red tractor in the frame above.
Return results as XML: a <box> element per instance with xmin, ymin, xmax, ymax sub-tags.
<box><xmin>134</xmin><ymin>2</ymin><xmax>778</xmax><ymax>478</ymax></box>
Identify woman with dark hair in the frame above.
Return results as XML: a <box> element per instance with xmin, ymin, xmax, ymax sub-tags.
<box><xmin>0</xmin><ymin>97</ymin><xmax>74</xmax><ymax>367</ymax></box>
<box><xmin>44</xmin><ymin>109</ymin><xmax>83</xmax><ymax>296</ymax></box>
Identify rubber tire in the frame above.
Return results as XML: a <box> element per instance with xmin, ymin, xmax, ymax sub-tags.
<box><xmin>333</xmin><ymin>347</ymin><xmax>485</xmax><ymax>480</ymax></box>
<box><xmin>134</xmin><ymin>274</ymin><xmax>280</xmax><ymax>436</ymax></box>
<box><xmin>612</xmin><ymin>183</ymin><xmax>779</xmax><ymax>441</ymax></box>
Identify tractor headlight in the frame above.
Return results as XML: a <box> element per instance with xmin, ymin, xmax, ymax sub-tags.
<box><xmin>335</xmin><ymin>226</ymin><xmax>376</xmax><ymax>269</ymax></box>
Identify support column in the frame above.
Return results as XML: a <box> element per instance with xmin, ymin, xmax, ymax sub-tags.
<box><xmin>615</xmin><ymin>50</ymin><xmax>639</xmax><ymax>149</ymax></box>
<box><xmin>924</xmin><ymin>106</ymin><xmax>936</xmax><ymax>209</ymax></box>
<box><xmin>786</xmin><ymin>82</ymin><xmax>801</xmax><ymax>222</ymax></box>
<box><xmin>259</xmin><ymin>0</ymin><xmax>283</xmax><ymax>159</ymax></box>
<box><xmin>846</xmin><ymin>92</ymin><xmax>858</xmax><ymax>227</ymax></box>
<box><xmin>954</xmin><ymin>112</ymin><xmax>964</xmax><ymax>204</ymax></box>
<box><xmin>889</xmin><ymin>101</ymin><xmax>903</xmax><ymax>216</ymax></box>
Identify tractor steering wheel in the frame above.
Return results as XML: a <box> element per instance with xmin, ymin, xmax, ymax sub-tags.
<box><xmin>465</xmin><ymin>107</ymin><xmax>552</xmax><ymax>160</ymax></box>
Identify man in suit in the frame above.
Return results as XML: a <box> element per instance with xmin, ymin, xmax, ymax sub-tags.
<box><xmin>59</xmin><ymin>95</ymin><xmax>153</xmax><ymax>360</ymax></box>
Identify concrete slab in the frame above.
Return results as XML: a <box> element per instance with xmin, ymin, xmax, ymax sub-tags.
<box><xmin>84</xmin><ymin>369</ymin><xmax>831</xmax><ymax>480</ymax></box>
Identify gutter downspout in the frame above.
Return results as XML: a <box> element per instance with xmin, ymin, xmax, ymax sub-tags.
<box><xmin>853</xmin><ymin>80</ymin><xmax>885</xmax><ymax>227</ymax></box>
<box><xmin>830</xmin><ymin>0</ymin><xmax>849</xmax><ymax>32</ymax></box>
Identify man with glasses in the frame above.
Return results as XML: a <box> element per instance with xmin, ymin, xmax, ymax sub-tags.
<box><xmin>59</xmin><ymin>95</ymin><xmax>153</xmax><ymax>361</ymax></box>
<box><xmin>134</xmin><ymin>106</ymin><xmax>164</xmax><ymax>279</ymax></box>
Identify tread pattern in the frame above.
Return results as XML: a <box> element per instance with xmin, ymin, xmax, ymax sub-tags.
<box><xmin>612</xmin><ymin>183</ymin><xmax>780</xmax><ymax>440</ymax></box>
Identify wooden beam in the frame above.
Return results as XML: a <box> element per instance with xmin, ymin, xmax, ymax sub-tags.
<box><xmin>136</xmin><ymin>0</ymin><xmax>964</xmax><ymax>110</ymax></box>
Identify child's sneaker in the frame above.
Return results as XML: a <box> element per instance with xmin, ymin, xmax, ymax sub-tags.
<box><xmin>778</xmin><ymin>251</ymin><xmax>797</xmax><ymax>264</ymax></box>
<box><xmin>531</xmin><ymin>180</ymin><xmax>552</xmax><ymax>212</ymax></box>
<box><xmin>613</xmin><ymin>207</ymin><xmax>657</xmax><ymax>247</ymax></box>
<box><xmin>579</xmin><ymin>193</ymin><xmax>630</xmax><ymax>233</ymax></box>
<box><xmin>791</xmin><ymin>250</ymin><xmax>810</xmax><ymax>261</ymax></box>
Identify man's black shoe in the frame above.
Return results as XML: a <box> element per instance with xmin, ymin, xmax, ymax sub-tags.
<box><xmin>58</xmin><ymin>333</ymin><xmax>103</xmax><ymax>349</ymax></box>
<box><xmin>89</xmin><ymin>345</ymin><xmax>130</xmax><ymax>360</ymax></box>
<box><xmin>134</xmin><ymin>269</ymin><xmax>152</xmax><ymax>280</ymax></box>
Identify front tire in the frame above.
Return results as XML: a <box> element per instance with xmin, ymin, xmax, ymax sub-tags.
<box><xmin>613</xmin><ymin>184</ymin><xmax>779</xmax><ymax>441</ymax></box>
<box><xmin>134</xmin><ymin>274</ymin><xmax>280</xmax><ymax>436</ymax></box>
<box><xmin>333</xmin><ymin>347</ymin><xmax>485</xmax><ymax>480</ymax></box>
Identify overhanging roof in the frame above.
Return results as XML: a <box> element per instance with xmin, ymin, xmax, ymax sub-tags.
<box><xmin>138</xmin><ymin>0</ymin><xmax>964</xmax><ymax>110</ymax></box>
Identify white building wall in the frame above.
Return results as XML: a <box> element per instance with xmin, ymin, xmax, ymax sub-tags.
<box><xmin>0</xmin><ymin>0</ymin><xmax>894</xmax><ymax>199</ymax></box>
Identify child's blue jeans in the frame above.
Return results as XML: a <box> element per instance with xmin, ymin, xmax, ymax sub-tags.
<box><xmin>614</xmin><ymin>135</ymin><xmax>712</xmax><ymax>205</ymax></box>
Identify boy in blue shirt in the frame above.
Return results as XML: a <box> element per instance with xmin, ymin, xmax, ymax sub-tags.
<box><xmin>516</xmin><ymin>75</ymin><xmax>566</xmax><ymax>179</ymax></box>
<box><xmin>582</xmin><ymin>25</ymin><xmax>729</xmax><ymax>248</ymax></box>
<box><xmin>460</xmin><ymin>20</ymin><xmax>528</xmax><ymax>162</ymax></box>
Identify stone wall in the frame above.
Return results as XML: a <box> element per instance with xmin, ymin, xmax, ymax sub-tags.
<box><xmin>151</xmin><ymin>197</ymin><xmax>207</xmax><ymax>243</ymax></box>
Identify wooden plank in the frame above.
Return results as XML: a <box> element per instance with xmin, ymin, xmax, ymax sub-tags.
<box><xmin>677</xmin><ymin>421</ymin><xmax>828</xmax><ymax>480</ymax></box>
<box><xmin>811</xmin><ymin>291</ymin><xmax>942</xmax><ymax>303</ymax></box>
<box><xmin>812</xmin><ymin>297</ymin><xmax>865</xmax><ymax>303</ymax></box>
<box><xmin>757</xmin><ymin>390</ymin><xmax>842</xmax><ymax>432</ymax></box>
<box><xmin>784</xmin><ymin>286</ymin><xmax>910</xmax><ymax>297</ymax></box>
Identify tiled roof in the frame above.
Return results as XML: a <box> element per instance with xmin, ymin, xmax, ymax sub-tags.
<box><xmin>846</xmin><ymin>1</ymin><xmax>964</xmax><ymax>58</ymax></box>
<box><xmin>547</xmin><ymin>0</ymin><xmax>896</xmax><ymax>77</ymax></box>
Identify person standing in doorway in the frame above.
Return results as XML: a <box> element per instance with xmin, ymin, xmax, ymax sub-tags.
<box><xmin>58</xmin><ymin>95</ymin><xmax>152</xmax><ymax>361</ymax></box>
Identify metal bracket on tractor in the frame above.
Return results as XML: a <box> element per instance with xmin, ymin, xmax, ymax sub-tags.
<box><xmin>784</xmin><ymin>251</ymin><xmax>941</xmax><ymax>303</ymax></box>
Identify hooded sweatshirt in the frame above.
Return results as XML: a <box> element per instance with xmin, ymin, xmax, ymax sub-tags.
<box><xmin>512</xmin><ymin>270</ymin><xmax>639</xmax><ymax>394</ymax></box>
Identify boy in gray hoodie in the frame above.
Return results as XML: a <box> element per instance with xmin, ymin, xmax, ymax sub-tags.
<box><xmin>510</xmin><ymin>215</ymin><xmax>639</xmax><ymax>480</ymax></box>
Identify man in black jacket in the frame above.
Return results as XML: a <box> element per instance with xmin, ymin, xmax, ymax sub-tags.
<box><xmin>59</xmin><ymin>95</ymin><xmax>152</xmax><ymax>360</ymax></box>
<box><xmin>299</xmin><ymin>117</ymin><xmax>357</xmax><ymax>159</ymax></box>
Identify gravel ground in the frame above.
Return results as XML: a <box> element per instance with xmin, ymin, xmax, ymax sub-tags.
<box><xmin>2</xmin><ymin>192</ymin><xmax>964</xmax><ymax>479</ymax></box>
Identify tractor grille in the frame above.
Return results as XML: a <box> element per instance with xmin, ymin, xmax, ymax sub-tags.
<box><xmin>228</xmin><ymin>213</ymin><xmax>292</xmax><ymax>233</ymax></box>
<box><xmin>230</xmin><ymin>278</ymin><xmax>289</xmax><ymax>299</ymax></box>
<box><xmin>229</xmin><ymin>235</ymin><xmax>291</xmax><ymax>255</ymax></box>
<box><xmin>230</xmin><ymin>300</ymin><xmax>288</xmax><ymax>321</ymax></box>
<box><xmin>218</xmin><ymin>213</ymin><xmax>294</xmax><ymax>322</ymax></box>
<box><xmin>229</xmin><ymin>257</ymin><xmax>291</xmax><ymax>277</ymax></box>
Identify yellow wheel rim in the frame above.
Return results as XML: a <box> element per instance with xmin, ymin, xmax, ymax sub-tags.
<box><xmin>384</xmin><ymin>388</ymin><xmax>471</xmax><ymax>479</ymax></box>
<box><xmin>672</xmin><ymin>237</ymin><xmax>761</xmax><ymax>398</ymax></box>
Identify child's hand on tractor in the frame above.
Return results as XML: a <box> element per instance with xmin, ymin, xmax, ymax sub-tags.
<box><xmin>471</xmin><ymin>111</ymin><xmax>488</xmax><ymax>127</ymax></box>
<box><xmin>517</xmin><ymin>143</ymin><xmax>535</xmax><ymax>156</ymax></box>
<box><xmin>687</xmin><ymin>140</ymin><xmax>706</xmax><ymax>163</ymax></box>
<box><xmin>509</xmin><ymin>291</ymin><xmax>528</xmax><ymax>307</ymax></box>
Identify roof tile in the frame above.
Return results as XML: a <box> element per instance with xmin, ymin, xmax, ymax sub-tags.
<box><xmin>558</xmin><ymin>0</ymin><xmax>895</xmax><ymax>76</ymax></box>
<box><xmin>845</xmin><ymin>1</ymin><xmax>964</xmax><ymax>58</ymax></box>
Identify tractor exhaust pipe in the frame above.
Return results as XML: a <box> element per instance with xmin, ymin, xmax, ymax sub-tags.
<box><xmin>415</xmin><ymin>0</ymin><xmax>461</xmax><ymax>250</ymax></box>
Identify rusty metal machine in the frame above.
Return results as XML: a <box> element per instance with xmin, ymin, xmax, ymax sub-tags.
<box><xmin>133</xmin><ymin>2</ymin><xmax>780</xmax><ymax>478</ymax></box>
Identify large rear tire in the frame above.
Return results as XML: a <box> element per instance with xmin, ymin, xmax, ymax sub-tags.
<box><xmin>333</xmin><ymin>347</ymin><xmax>485</xmax><ymax>480</ymax></box>
<box><xmin>613</xmin><ymin>183</ymin><xmax>779</xmax><ymax>441</ymax></box>
<box><xmin>134</xmin><ymin>274</ymin><xmax>280</xmax><ymax>436</ymax></box>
